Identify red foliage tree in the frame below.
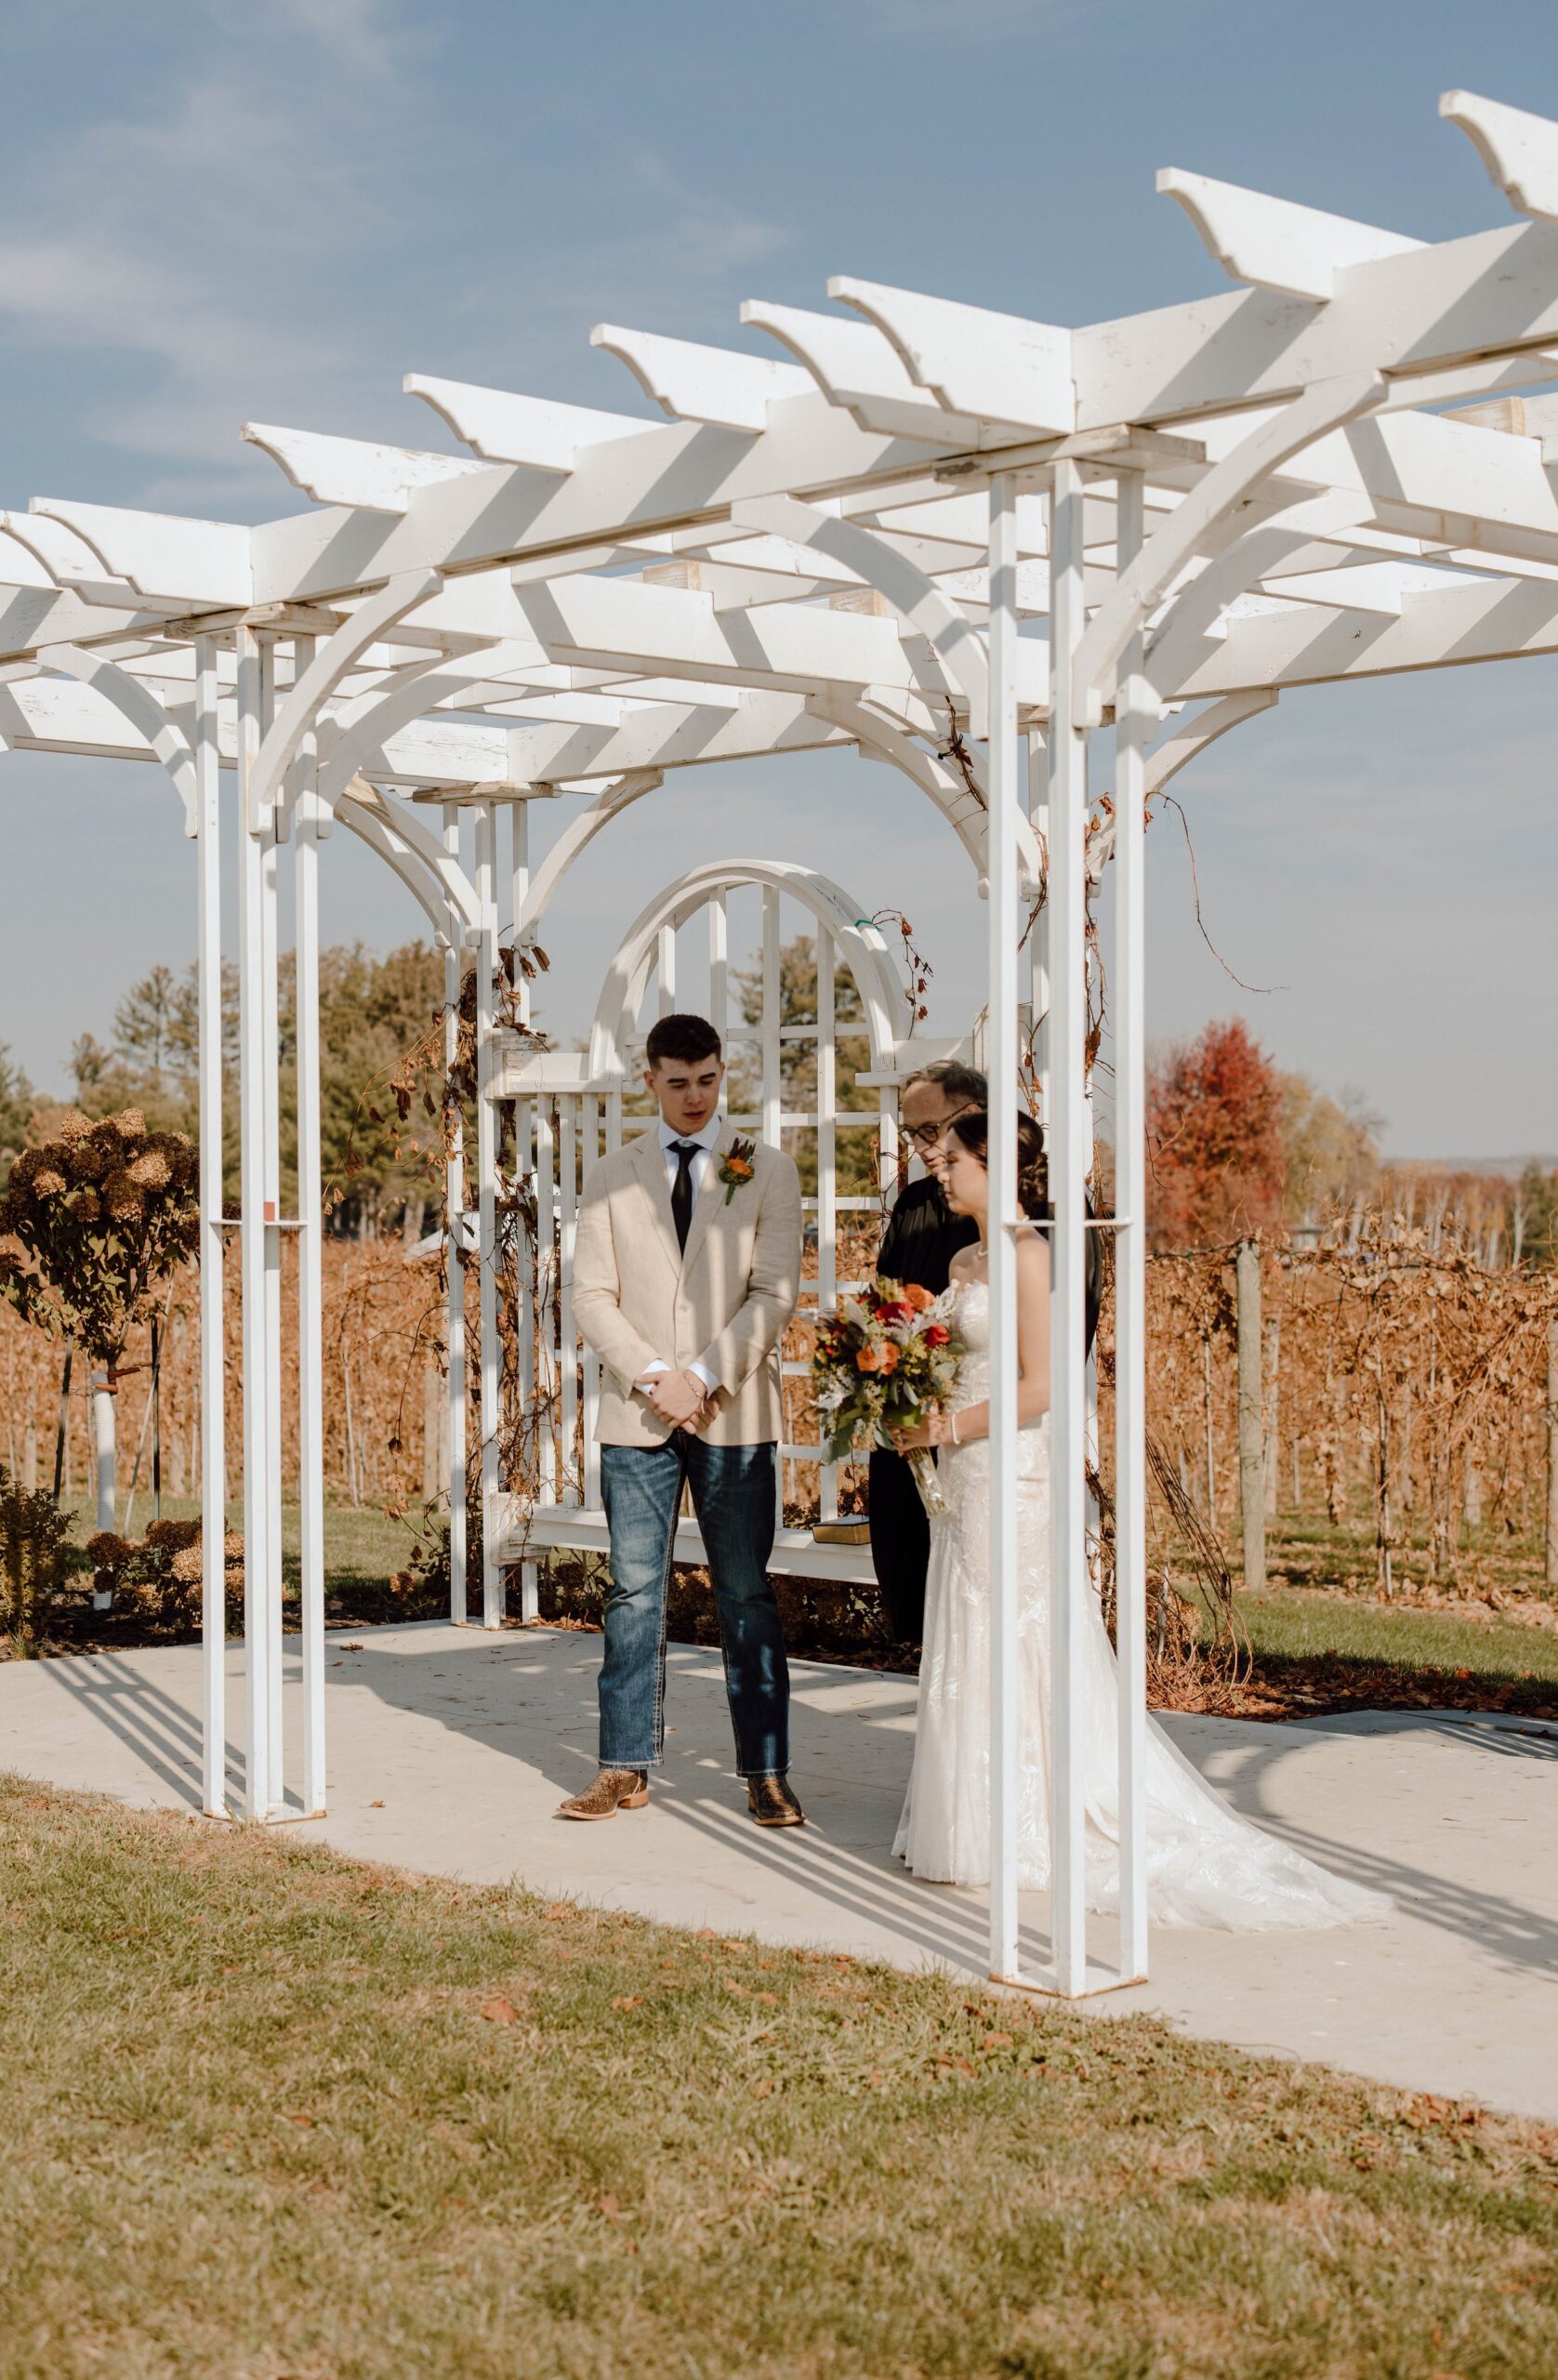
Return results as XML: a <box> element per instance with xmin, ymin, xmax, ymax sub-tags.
<box><xmin>1146</xmin><ymin>1018</ymin><xmax>1286</xmax><ymax>1250</ymax></box>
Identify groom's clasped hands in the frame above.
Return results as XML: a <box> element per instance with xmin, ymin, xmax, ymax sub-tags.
<box><xmin>633</xmin><ymin>1367</ymin><xmax>719</xmax><ymax>1433</ymax></box>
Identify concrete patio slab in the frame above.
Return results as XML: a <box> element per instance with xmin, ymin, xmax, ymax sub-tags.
<box><xmin>4</xmin><ymin>1620</ymin><xmax>1554</xmax><ymax>2122</ymax></box>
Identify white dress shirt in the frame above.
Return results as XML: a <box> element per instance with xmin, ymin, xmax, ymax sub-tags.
<box><xmin>656</xmin><ymin>1112</ymin><xmax>723</xmax><ymax>1203</ymax></box>
<box><xmin>639</xmin><ymin>1115</ymin><xmax>725</xmax><ymax>1395</ymax></box>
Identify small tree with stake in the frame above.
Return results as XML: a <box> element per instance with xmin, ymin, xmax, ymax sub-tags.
<box><xmin>0</xmin><ymin>1109</ymin><xmax>199</xmax><ymax>1593</ymax></box>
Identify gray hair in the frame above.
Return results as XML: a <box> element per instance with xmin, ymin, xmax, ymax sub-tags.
<box><xmin>902</xmin><ymin>1057</ymin><xmax>987</xmax><ymax>1105</ymax></box>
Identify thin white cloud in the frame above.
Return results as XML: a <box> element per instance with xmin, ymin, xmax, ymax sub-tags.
<box><xmin>0</xmin><ymin>12</ymin><xmax>795</xmax><ymax>509</ymax></box>
<box><xmin>442</xmin><ymin>145</ymin><xmax>795</xmax><ymax>402</ymax></box>
<box><xmin>205</xmin><ymin>0</ymin><xmax>418</xmax><ymax>73</ymax></box>
<box><xmin>0</xmin><ymin>12</ymin><xmax>433</xmax><ymax>508</ymax></box>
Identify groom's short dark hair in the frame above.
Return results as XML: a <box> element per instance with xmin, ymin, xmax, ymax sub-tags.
<box><xmin>646</xmin><ymin>1012</ymin><xmax>722</xmax><ymax>1068</ymax></box>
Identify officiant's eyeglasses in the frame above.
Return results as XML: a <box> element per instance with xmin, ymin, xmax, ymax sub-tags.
<box><xmin>904</xmin><ymin>1103</ymin><xmax>976</xmax><ymax>1150</ymax></box>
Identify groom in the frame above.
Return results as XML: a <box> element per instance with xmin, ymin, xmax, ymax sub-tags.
<box><xmin>562</xmin><ymin>1012</ymin><xmax>805</xmax><ymax>1828</ymax></box>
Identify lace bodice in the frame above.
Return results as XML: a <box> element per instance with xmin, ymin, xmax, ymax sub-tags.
<box><xmin>942</xmin><ymin>1278</ymin><xmax>1049</xmax><ymax>1490</ymax></box>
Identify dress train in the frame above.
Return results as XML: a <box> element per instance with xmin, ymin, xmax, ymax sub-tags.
<box><xmin>893</xmin><ymin>1283</ymin><xmax>1388</xmax><ymax>1930</ymax></box>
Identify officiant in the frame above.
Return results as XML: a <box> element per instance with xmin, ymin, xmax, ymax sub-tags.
<box><xmin>867</xmin><ymin>1060</ymin><xmax>986</xmax><ymax>1646</ymax></box>
<box><xmin>868</xmin><ymin>1061</ymin><xmax>1103</xmax><ymax>1649</ymax></box>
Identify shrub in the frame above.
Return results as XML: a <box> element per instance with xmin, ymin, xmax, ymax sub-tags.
<box><xmin>0</xmin><ymin>1109</ymin><xmax>199</xmax><ymax>1364</ymax></box>
<box><xmin>0</xmin><ymin>1471</ymin><xmax>75</xmax><ymax>1655</ymax></box>
<box><xmin>86</xmin><ymin>1522</ymin><xmax>244</xmax><ymax>1632</ymax></box>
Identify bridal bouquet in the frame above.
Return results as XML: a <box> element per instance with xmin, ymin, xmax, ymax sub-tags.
<box><xmin>812</xmin><ymin>1277</ymin><xmax>963</xmax><ymax>1516</ymax></box>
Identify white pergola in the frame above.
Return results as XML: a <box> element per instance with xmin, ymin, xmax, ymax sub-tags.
<box><xmin>7</xmin><ymin>86</ymin><xmax>1558</xmax><ymax>1993</ymax></box>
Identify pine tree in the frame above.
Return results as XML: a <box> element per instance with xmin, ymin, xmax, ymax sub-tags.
<box><xmin>113</xmin><ymin>963</ymin><xmax>181</xmax><ymax>1090</ymax></box>
<box><xmin>0</xmin><ymin>1044</ymin><xmax>33</xmax><ymax>1186</ymax></box>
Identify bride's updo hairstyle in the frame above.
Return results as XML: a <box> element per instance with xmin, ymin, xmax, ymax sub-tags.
<box><xmin>945</xmin><ymin>1109</ymin><xmax>1049</xmax><ymax>1219</ymax></box>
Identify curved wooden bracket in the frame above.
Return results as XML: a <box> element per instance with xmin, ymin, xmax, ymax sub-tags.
<box><xmin>731</xmin><ymin>493</ymin><xmax>991</xmax><ymax>737</ymax></box>
<box><xmin>247</xmin><ymin>568</ymin><xmax>443</xmax><ymax>831</ymax></box>
<box><xmin>38</xmin><ymin>643</ymin><xmax>200</xmax><ymax>837</ymax></box>
<box><xmin>1071</xmin><ymin>371</ymin><xmax>1385</xmax><ymax>725</ymax></box>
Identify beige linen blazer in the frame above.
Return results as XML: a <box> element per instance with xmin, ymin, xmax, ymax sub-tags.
<box><xmin>574</xmin><ymin>1127</ymin><xmax>802</xmax><ymax>1448</ymax></box>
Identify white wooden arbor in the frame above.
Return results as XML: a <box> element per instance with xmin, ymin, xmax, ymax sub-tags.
<box><xmin>489</xmin><ymin>856</ymin><xmax>932</xmax><ymax>1607</ymax></box>
<box><xmin>8</xmin><ymin>86</ymin><xmax>1558</xmax><ymax>1990</ymax></box>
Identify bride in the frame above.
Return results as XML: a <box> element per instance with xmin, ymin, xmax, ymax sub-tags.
<box><xmin>887</xmin><ymin>1109</ymin><xmax>1387</xmax><ymax>1930</ymax></box>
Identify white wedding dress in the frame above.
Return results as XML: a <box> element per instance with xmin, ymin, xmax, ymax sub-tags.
<box><xmin>893</xmin><ymin>1281</ymin><xmax>1389</xmax><ymax>1929</ymax></box>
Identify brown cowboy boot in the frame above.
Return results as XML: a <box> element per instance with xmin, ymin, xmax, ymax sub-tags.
<box><xmin>557</xmin><ymin>1766</ymin><xmax>650</xmax><ymax>1821</ymax></box>
<box><xmin>746</xmin><ymin>1773</ymin><xmax>806</xmax><ymax>1828</ymax></box>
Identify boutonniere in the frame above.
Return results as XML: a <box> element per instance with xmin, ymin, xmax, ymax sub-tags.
<box><xmin>718</xmin><ymin>1138</ymin><xmax>757</xmax><ymax>1204</ymax></box>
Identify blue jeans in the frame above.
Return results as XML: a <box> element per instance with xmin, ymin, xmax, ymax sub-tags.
<box><xmin>598</xmin><ymin>1435</ymin><xmax>789</xmax><ymax>1777</ymax></box>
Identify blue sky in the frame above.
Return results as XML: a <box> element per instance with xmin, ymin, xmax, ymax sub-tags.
<box><xmin>1</xmin><ymin>0</ymin><xmax>1556</xmax><ymax>1155</ymax></box>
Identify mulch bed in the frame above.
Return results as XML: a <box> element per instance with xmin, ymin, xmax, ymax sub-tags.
<box><xmin>15</xmin><ymin>1557</ymin><xmax>1558</xmax><ymax>1728</ymax></box>
<box><xmin>1212</xmin><ymin>1652</ymin><xmax>1558</xmax><ymax>1726</ymax></box>
<box><xmin>535</xmin><ymin>1559</ymin><xmax>1558</xmax><ymax>1726</ymax></box>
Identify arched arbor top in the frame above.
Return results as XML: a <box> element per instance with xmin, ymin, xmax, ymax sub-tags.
<box><xmin>588</xmin><ymin>857</ymin><xmax>910</xmax><ymax>1085</ymax></box>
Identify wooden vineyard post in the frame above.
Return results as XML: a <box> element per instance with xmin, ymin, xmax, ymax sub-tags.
<box><xmin>1547</xmin><ymin>1320</ymin><xmax>1558</xmax><ymax>1591</ymax></box>
<box><xmin>1262</xmin><ymin>1308</ymin><xmax>1280</xmax><ymax>1518</ymax></box>
<box><xmin>1376</xmin><ymin>1388</ymin><xmax>1394</xmax><ymax>1600</ymax></box>
<box><xmin>1235</xmin><ymin>1242</ymin><xmax>1265</xmax><ymax>1594</ymax></box>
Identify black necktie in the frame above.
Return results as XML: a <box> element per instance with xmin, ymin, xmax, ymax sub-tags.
<box><xmin>669</xmin><ymin>1140</ymin><xmax>699</xmax><ymax>1251</ymax></box>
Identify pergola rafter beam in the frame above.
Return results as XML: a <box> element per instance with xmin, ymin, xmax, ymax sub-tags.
<box><xmin>243</xmin><ymin>423</ymin><xmax>490</xmax><ymax>513</ymax></box>
<box><xmin>590</xmin><ymin>324</ymin><xmax>813</xmax><ymax>430</ymax></box>
<box><xmin>498</xmin><ymin>691</ymin><xmax>857</xmax><ymax>788</ymax></box>
<box><xmin>1442</xmin><ymin>89</ymin><xmax>1558</xmax><ymax>225</ymax></box>
<box><xmin>403</xmin><ymin>375</ymin><xmax>658</xmax><ymax>469</ymax></box>
<box><xmin>247</xmin><ymin>397</ymin><xmax>935</xmax><ymax>607</ymax></box>
<box><xmin>1073</xmin><ymin>368</ymin><xmax>1387</xmax><ymax>718</ymax></box>
<box><xmin>1175</xmin><ymin>567</ymin><xmax>1558</xmax><ymax>694</ymax></box>
<box><xmin>827</xmin><ymin>277</ymin><xmax>1075</xmax><ymax>436</ymax></box>
<box><xmin>1155</xmin><ymin>168</ymin><xmax>1421</xmax><ymax>299</ymax></box>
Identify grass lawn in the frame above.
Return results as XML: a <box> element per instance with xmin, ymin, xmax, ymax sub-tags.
<box><xmin>1240</xmin><ymin>1587</ymin><xmax>1558</xmax><ymax>1685</ymax></box>
<box><xmin>1219</xmin><ymin>1585</ymin><xmax>1558</xmax><ymax>1724</ymax></box>
<box><xmin>3</xmin><ymin>1780</ymin><xmax>1556</xmax><ymax>2379</ymax></box>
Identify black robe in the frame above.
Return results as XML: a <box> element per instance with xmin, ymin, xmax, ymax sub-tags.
<box><xmin>867</xmin><ymin>1180</ymin><xmax>980</xmax><ymax>1643</ymax></box>
<box><xmin>865</xmin><ymin>1178</ymin><xmax>1102</xmax><ymax>1643</ymax></box>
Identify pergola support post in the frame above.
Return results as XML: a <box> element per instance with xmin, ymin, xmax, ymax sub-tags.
<box><xmin>443</xmin><ymin>806</ymin><xmax>469</xmax><ymax>1623</ymax></box>
<box><xmin>985</xmin><ymin>469</ymin><xmax>1023</xmax><ymax>1985</ymax></box>
<box><xmin>259</xmin><ymin>638</ymin><xmax>285</xmax><ymax>1806</ymax></box>
<box><xmin>511</xmin><ymin>803</ymin><xmax>539</xmax><ymax>1623</ymax></box>
<box><xmin>1113</xmin><ymin>472</ymin><xmax>1151</xmax><ymax>1985</ymax></box>
<box><xmin>194</xmin><ymin>635</ymin><xmax>227</xmax><ymax>1818</ymax></box>
<box><xmin>1047</xmin><ymin>458</ymin><xmax>1089</xmax><ymax>1997</ymax></box>
<box><xmin>236</xmin><ymin>624</ymin><xmax>281</xmax><ymax>1818</ymax></box>
<box><xmin>292</xmin><ymin>636</ymin><xmax>327</xmax><ymax>1816</ymax></box>
<box><xmin>474</xmin><ymin>800</ymin><xmax>503</xmax><ymax>1628</ymax></box>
